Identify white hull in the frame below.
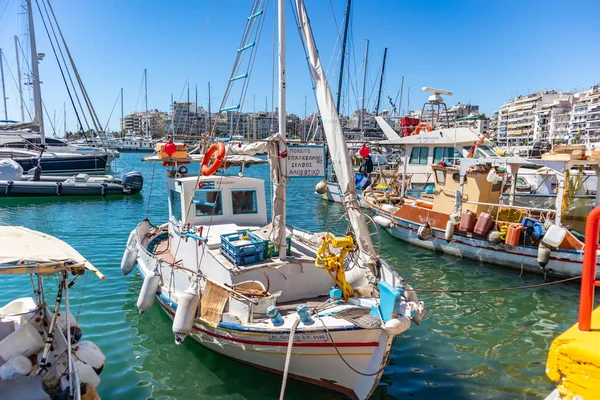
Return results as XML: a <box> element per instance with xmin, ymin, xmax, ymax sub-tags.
<box><xmin>321</xmin><ymin>182</ymin><xmax>368</xmax><ymax>208</ymax></box>
<box><xmin>134</xmin><ymin>234</ymin><xmax>401</xmax><ymax>399</ymax></box>
<box><xmin>370</xmin><ymin>208</ymin><xmax>595</xmax><ymax>279</ymax></box>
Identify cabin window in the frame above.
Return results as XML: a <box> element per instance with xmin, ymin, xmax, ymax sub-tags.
<box><xmin>231</xmin><ymin>190</ymin><xmax>258</xmax><ymax>214</ymax></box>
<box><xmin>434</xmin><ymin>169</ymin><xmax>446</xmax><ymax>185</ymax></box>
<box><xmin>433</xmin><ymin>147</ymin><xmax>460</xmax><ymax>163</ymax></box>
<box><xmin>194</xmin><ymin>190</ymin><xmax>223</xmax><ymax>216</ymax></box>
<box><xmin>409</xmin><ymin>147</ymin><xmax>429</xmax><ymax>165</ymax></box>
<box><xmin>169</xmin><ymin>189</ymin><xmax>182</xmax><ymax>222</ymax></box>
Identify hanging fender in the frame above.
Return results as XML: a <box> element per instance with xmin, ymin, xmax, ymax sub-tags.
<box><xmin>444</xmin><ymin>220</ymin><xmax>454</xmax><ymax>243</ymax></box>
<box><xmin>120</xmin><ymin>230</ymin><xmax>138</xmax><ymax>276</ymax></box>
<box><xmin>417</xmin><ymin>222</ymin><xmax>433</xmax><ymax>241</ymax></box>
<box><xmin>137</xmin><ymin>267</ymin><xmax>161</xmax><ymax>313</ymax></box>
<box><xmin>172</xmin><ymin>281</ymin><xmax>200</xmax><ymax>345</ymax></box>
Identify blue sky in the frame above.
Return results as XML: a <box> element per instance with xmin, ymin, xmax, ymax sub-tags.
<box><xmin>0</xmin><ymin>0</ymin><xmax>598</xmax><ymax>134</ymax></box>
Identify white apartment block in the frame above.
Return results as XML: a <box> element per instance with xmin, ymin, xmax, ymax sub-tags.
<box><xmin>496</xmin><ymin>91</ymin><xmax>566</xmax><ymax>146</ymax></box>
<box><xmin>121</xmin><ymin>110</ymin><xmax>169</xmax><ymax>138</ymax></box>
<box><xmin>569</xmin><ymin>86</ymin><xmax>600</xmax><ymax>142</ymax></box>
<box><xmin>494</xmin><ymin>86</ymin><xmax>600</xmax><ymax>146</ymax></box>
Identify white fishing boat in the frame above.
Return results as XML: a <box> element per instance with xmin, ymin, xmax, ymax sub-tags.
<box><xmin>0</xmin><ymin>226</ymin><xmax>106</xmax><ymax>399</ymax></box>
<box><xmin>122</xmin><ymin>1</ymin><xmax>425</xmax><ymax>398</ymax></box>
<box><xmin>364</xmin><ymin>157</ymin><xmax>600</xmax><ymax>279</ymax></box>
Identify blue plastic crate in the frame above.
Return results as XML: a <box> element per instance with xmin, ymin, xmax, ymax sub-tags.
<box><xmin>220</xmin><ymin>231</ymin><xmax>265</xmax><ymax>266</ymax></box>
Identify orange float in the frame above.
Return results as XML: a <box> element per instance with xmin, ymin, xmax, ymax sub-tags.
<box><xmin>413</xmin><ymin>123</ymin><xmax>432</xmax><ymax>135</ymax></box>
<box><xmin>201</xmin><ymin>142</ymin><xmax>226</xmax><ymax>176</ymax></box>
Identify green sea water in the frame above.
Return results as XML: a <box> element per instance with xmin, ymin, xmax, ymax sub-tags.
<box><xmin>0</xmin><ymin>153</ymin><xmax>582</xmax><ymax>399</ymax></box>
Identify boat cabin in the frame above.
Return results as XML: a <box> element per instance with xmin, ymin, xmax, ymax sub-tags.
<box><xmin>378</xmin><ymin>127</ymin><xmax>498</xmax><ymax>187</ymax></box>
<box><xmin>431</xmin><ymin>164</ymin><xmax>505</xmax><ymax>216</ymax></box>
<box><xmin>168</xmin><ymin>175</ymin><xmax>268</xmax><ymax>246</ymax></box>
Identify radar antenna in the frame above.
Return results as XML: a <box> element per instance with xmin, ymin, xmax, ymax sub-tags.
<box><xmin>420</xmin><ymin>87</ymin><xmax>453</xmax><ymax>129</ymax></box>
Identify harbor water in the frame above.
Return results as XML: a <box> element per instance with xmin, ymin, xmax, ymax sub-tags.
<box><xmin>0</xmin><ymin>153</ymin><xmax>580</xmax><ymax>399</ymax></box>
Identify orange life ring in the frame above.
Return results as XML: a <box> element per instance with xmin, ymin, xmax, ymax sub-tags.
<box><xmin>414</xmin><ymin>123</ymin><xmax>432</xmax><ymax>135</ymax></box>
<box><xmin>201</xmin><ymin>142</ymin><xmax>226</xmax><ymax>176</ymax></box>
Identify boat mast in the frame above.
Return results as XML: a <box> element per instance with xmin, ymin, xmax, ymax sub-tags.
<box><xmin>26</xmin><ymin>0</ymin><xmax>45</xmax><ymax>145</ymax></box>
<box><xmin>195</xmin><ymin>84</ymin><xmax>198</xmax><ymax>136</ymax></box>
<box><xmin>375</xmin><ymin>47</ymin><xmax>387</xmax><ymax>116</ymax></box>
<box><xmin>359</xmin><ymin>39</ymin><xmax>369</xmax><ymax>135</ymax></box>
<box><xmin>63</xmin><ymin>102</ymin><xmax>66</xmax><ymax>136</ymax></box>
<box><xmin>277</xmin><ymin>0</ymin><xmax>288</xmax><ymax>260</ymax></box>
<box><xmin>0</xmin><ymin>49</ymin><xmax>7</xmax><ymax>121</ymax></box>
<box><xmin>120</xmin><ymin>87</ymin><xmax>123</xmax><ymax>135</ymax></box>
<box><xmin>14</xmin><ymin>37</ymin><xmax>25</xmax><ymax>122</ymax></box>
<box><xmin>398</xmin><ymin>75</ymin><xmax>404</xmax><ymax>116</ymax></box>
<box><xmin>144</xmin><ymin>68</ymin><xmax>149</xmax><ymax>139</ymax></box>
<box><xmin>207</xmin><ymin>81</ymin><xmax>212</xmax><ymax>134</ymax></box>
<box><xmin>335</xmin><ymin>0</ymin><xmax>351</xmax><ymax>114</ymax></box>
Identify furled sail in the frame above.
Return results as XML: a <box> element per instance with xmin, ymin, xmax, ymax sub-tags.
<box><xmin>295</xmin><ymin>0</ymin><xmax>378</xmax><ymax>272</ymax></box>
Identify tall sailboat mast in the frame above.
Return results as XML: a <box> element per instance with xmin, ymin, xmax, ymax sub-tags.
<box><xmin>335</xmin><ymin>0</ymin><xmax>352</xmax><ymax>113</ymax></box>
<box><xmin>14</xmin><ymin>36</ymin><xmax>25</xmax><ymax>122</ymax></box>
<box><xmin>0</xmin><ymin>49</ymin><xmax>7</xmax><ymax>121</ymax></box>
<box><xmin>207</xmin><ymin>81</ymin><xmax>212</xmax><ymax>134</ymax></box>
<box><xmin>359</xmin><ymin>39</ymin><xmax>369</xmax><ymax>135</ymax></box>
<box><xmin>26</xmin><ymin>0</ymin><xmax>45</xmax><ymax>145</ymax></box>
<box><xmin>277</xmin><ymin>0</ymin><xmax>288</xmax><ymax>260</ymax></box>
<box><xmin>144</xmin><ymin>69</ymin><xmax>149</xmax><ymax>139</ymax></box>
<box><xmin>120</xmin><ymin>88</ymin><xmax>123</xmax><ymax>134</ymax></box>
<box><xmin>375</xmin><ymin>47</ymin><xmax>387</xmax><ymax>116</ymax></box>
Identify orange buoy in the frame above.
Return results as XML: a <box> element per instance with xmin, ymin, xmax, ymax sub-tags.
<box><xmin>413</xmin><ymin>123</ymin><xmax>432</xmax><ymax>135</ymax></box>
<box><xmin>201</xmin><ymin>142</ymin><xmax>226</xmax><ymax>176</ymax></box>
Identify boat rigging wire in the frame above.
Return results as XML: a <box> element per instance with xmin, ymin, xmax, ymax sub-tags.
<box><xmin>405</xmin><ymin>275</ymin><xmax>581</xmax><ymax>293</ymax></box>
<box><xmin>34</xmin><ymin>0</ymin><xmax>85</xmax><ymax>133</ymax></box>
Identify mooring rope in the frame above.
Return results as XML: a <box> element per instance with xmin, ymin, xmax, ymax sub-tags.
<box><xmin>405</xmin><ymin>275</ymin><xmax>581</xmax><ymax>293</ymax></box>
<box><xmin>279</xmin><ymin>316</ymin><xmax>301</xmax><ymax>400</ymax></box>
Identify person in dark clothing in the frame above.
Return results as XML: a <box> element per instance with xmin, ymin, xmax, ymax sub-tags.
<box><xmin>364</xmin><ymin>155</ymin><xmax>374</xmax><ymax>174</ymax></box>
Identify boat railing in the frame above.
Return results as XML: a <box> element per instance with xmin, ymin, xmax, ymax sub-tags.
<box><xmin>461</xmin><ymin>199</ymin><xmax>556</xmax><ymax>215</ymax></box>
<box><xmin>579</xmin><ymin>205</ymin><xmax>600</xmax><ymax>331</ymax></box>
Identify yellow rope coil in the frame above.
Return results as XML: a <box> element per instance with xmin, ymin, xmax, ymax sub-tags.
<box><xmin>315</xmin><ymin>233</ymin><xmax>355</xmax><ymax>300</ymax></box>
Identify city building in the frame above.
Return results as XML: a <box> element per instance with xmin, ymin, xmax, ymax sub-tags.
<box><xmin>121</xmin><ymin>109</ymin><xmax>169</xmax><ymax>138</ymax></box>
<box><xmin>496</xmin><ymin>91</ymin><xmax>567</xmax><ymax>146</ymax></box>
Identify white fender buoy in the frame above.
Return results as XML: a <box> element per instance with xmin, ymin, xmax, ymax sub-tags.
<box><xmin>537</xmin><ymin>242</ymin><xmax>551</xmax><ymax>268</ymax></box>
<box><xmin>74</xmin><ymin>341</ymin><xmax>106</xmax><ymax>374</ymax></box>
<box><xmin>444</xmin><ymin>220</ymin><xmax>454</xmax><ymax>243</ymax></box>
<box><xmin>0</xmin><ymin>355</ymin><xmax>33</xmax><ymax>379</ymax></box>
<box><xmin>382</xmin><ymin>316</ymin><xmax>411</xmax><ymax>335</ymax></box>
<box><xmin>75</xmin><ymin>359</ymin><xmax>101</xmax><ymax>389</ymax></box>
<box><xmin>172</xmin><ymin>281</ymin><xmax>200</xmax><ymax>345</ymax></box>
<box><xmin>315</xmin><ymin>180</ymin><xmax>328</xmax><ymax>195</ymax></box>
<box><xmin>137</xmin><ymin>268</ymin><xmax>161</xmax><ymax>313</ymax></box>
<box><xmin>417</xmin><ymin>222</ymin><xmax>433</xmax><ymax>241</ymax></box>
<box><xmin>373</xmin><ymin>215</ymin><xmax>394</xmax><ymax>229</ymax></box>
<box><xmin>488</xmin><ymin>230</ymin><xmax>502</xmax><ymax>244</ymax></box>
<box><xmin>121</xmin><ymin>230</ymin><xmax>138</xmax><ymax>276</ymax></box>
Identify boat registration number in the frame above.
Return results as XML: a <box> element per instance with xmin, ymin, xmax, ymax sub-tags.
<box><xmin>267</xmin><ymin>332</ymin><xmax>328</xmax><ymax>342</ymax></box>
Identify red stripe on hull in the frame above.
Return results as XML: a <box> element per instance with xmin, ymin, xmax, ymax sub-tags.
<box><xmin>157</xmin><ymin>296</ymin><xmax>380</xmax><ymax>348</ymax></box>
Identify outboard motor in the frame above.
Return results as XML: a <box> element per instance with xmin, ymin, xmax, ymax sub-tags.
<box><xmin>121</xmin><ymin>171</ymin><xmax>143</xmax><ymax>194</ymax></box>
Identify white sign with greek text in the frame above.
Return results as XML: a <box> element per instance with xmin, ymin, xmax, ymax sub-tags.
<box><xmin>286</xmin><ymin>145</ymin><xmax>325</xmax><ymax>177</ymax></box>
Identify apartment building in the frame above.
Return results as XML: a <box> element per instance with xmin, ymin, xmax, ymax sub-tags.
<box><xmin>496</xmin><ymin>91</ymin><xmax>566</xmax><ymax>146</ymax></box>
<box><xmin>121</xmin><ymin>110</ymin><xmax>169</xmax><ymax>138</ymax></box>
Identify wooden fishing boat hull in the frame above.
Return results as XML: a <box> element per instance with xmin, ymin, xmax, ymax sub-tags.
<box><xmin>135</xmin><ymin>257</ymin><xmax>394</xmax><ymax>400</ymax></box>
<box><xmin>153</xmin><ymin>291</ymin><xmax>393</xmax><ymax>400</ymax></box>
<box><xmin>368</xmin><ymin>206</ymin><xmax>596</xmax><ymax>279</ymax></box>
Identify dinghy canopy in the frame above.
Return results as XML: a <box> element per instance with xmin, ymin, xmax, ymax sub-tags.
<box><xmin>0</xmin><ymin>226</ymin><xmax>104</xmax><ymax>279</ymax></box>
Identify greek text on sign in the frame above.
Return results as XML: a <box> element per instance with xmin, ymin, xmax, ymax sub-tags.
<box><xmin>287</xmin><ymin>145</ymin><xmax>325</xmax><ymax>177</ymax></box>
